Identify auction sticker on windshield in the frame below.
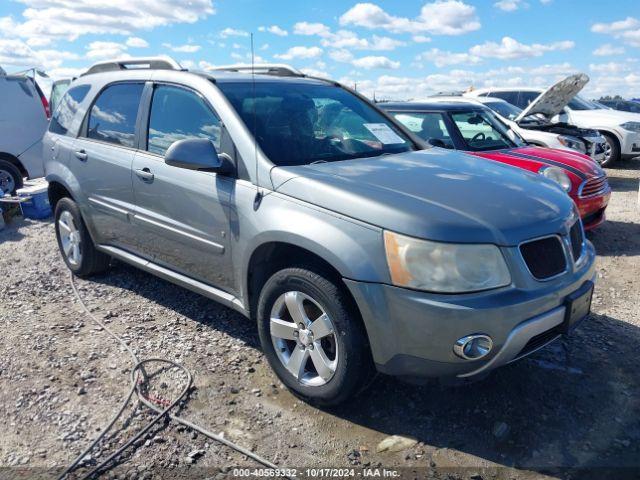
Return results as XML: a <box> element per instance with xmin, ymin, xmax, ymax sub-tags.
<box><xmin>363</xmin><ymin>123</ymin><xmax>405</xmax><ymax>144</ymax></box>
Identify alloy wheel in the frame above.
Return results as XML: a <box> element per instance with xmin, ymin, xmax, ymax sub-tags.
<box><xmin>0</xmin><ymin>168</ymin><xmax>15</xmax><ymax>194</ymax></box>
<box><xmin>58</xmin><ymin>210</ymin><xmax>82</xmax><ymax>266</ymax></box>
<box><xmin>602</xmin><ymin>139</ymin><xmax>612</xmax><ymax>165</ymax></box>
<box><xmin>270</xmin><ymin>291</ymin><xmax>339</xmax><ymax>387</ymax></box>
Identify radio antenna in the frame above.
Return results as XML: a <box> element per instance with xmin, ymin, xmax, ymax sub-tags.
<box><xmin>251</xmin><ymin>32</ymin><xmax>263</xmax><ymax>210</ymax></box>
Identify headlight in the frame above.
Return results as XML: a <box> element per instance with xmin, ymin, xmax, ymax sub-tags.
<box><xmin>383</xmin><ymin>231</ymin><xmax>511</xmax><ymax>293</ymax></box>
<box><xmin>620</xmin><ymin>122</ymin><xmax>640</xmax><ymax>132</ymax></box>
<box><xmin>557</xmin><ymin>135</ymin><xmax>586</xmax><ymax>153</ymax></box>
<box><xmin>539</xmin><ymin>166</ymin><xmax>572</xmax><ymax>192</ymax></box>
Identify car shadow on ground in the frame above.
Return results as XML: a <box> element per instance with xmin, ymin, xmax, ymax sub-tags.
<box><xmin>606</xmin><ymin>175</ymin><xmax>639</xmax><ymax>193</ymax></box>
<box><xmin>588</xmin><ymin>220</ymin><xmax>640</xmax><ymax>256</ymax></box>
<box><xmin>331</xmin><ymin>312</ymin><xmax>640</xmax><ymax>477</ymax></box>
<box><xmin>89</xmin><ymin>262</ymin><xmax>640</xmax><ymax>479</ymax></box>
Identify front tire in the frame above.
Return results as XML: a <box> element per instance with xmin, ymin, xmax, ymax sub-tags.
<box><xmin>0</xmin><ymin>159</ymin><xmax>23</xmax><ymax>195</ymax></box>
<box><xmin>600</xmin><ymin>132</ymin><xmax>620</xmax><ymax>166</ymax></box>
<box><xmin>54</xmin><ymin>197</ymin><xmax>110</xmax><ymax>276</ymax></box>
<box><xmin>256</xmin><ymin>267</ymin><xmax>373</xmax><ymax>406</ymax></box>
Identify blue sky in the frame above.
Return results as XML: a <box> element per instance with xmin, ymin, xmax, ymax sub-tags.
<box><xmin>0</xmin><ymin>0</ymin><xmax>638</xmax><ymax>99</ymax></box>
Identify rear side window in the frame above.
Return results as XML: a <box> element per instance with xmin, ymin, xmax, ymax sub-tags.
<box><xmin>146</xmin><ymin>85</ymin><xmax>221</xmax><ymax>156</ymax></box>
<box><xmin>87</xmin><ymin>83</ymin><xmax>144</xmax><ymax>148</ymax></box>
<box><xmin>49</xmin><ymin>85</ymin><xmax>91</xmax><ymax>136</ymax></box>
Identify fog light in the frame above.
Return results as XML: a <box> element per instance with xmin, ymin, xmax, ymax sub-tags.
<box><xmin>454</xmin><ymin>334</ymin><xmax>493</xmax><ymax>360</ymax></box>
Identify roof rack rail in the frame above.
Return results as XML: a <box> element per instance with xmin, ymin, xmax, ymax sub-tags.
<box><xmin>209</xmin><ymin>63</ymin><xmax>305</xmax><ymax>77</ymax></box>
<box><xmin>81</xmin><ymin>57</ymin><xmax>183</xmax><ymax>76</ymax></box>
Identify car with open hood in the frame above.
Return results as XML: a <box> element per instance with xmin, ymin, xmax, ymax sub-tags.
<box><xmin>44</xmin><ymin>59</ymin><xmax>596</xmax><ymax>405</ymax></box>
<box><xmin>467</xmin><ymin>73</ymin><xmax>640</xmax><ymax>165</ymax></box>
<box><xmin>381</xmin><ymin>99</ymin><xmax>610</xmax><ymax>230</ymax></box>
<box><xmin>458</xmin><ymin>96</ymin><xmax>607</xmax><ymax>164</ymax></box>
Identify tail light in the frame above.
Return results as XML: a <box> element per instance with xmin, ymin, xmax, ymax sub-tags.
<box><xmin>32</xmin><ymin>79</ymin><xmax>51</xmax><ymax>119</ymax></box>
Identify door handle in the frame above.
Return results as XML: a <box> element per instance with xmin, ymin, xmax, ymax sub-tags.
<box><xmin>74</xmin><ymin>150</ymin><xmax>88</xmax><ymax>161</ymax></box>
<box><xmin>135</xmin><ymin>168</ymin><xmax>154</xmax><ymax>182</ymax></box>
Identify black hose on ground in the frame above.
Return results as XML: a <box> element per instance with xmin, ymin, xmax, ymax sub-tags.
<box><xmin>59</xmin><ymin>273</ymin><xmax>283</xmax><ymax>479</ymax></box>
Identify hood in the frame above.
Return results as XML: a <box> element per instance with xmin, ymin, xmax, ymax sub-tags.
<box><xmin>271</xmin><ymin>149</ymin><xmax>575</xmax><ymax>246</ymax></box>
<box><xmin>515</xmin><ymin>73</ymin><xmax>589</xmax><ymax>123</ymax></box>
<box><xmin>470</xmin><ymin>146</ymin><xmax>605</xmax><ymax>191</ymax></box>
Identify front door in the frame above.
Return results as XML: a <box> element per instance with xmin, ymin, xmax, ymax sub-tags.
<box><xmin>131</xmin><ymin>83</ymin><xmax>234</xmax><ymax>290</ymax></box>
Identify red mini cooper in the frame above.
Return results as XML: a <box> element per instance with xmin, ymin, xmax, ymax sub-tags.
<box><xmin>381</xmin><ymin>100</ymin><xmax>611</xmax><ymax>230</ymax></box>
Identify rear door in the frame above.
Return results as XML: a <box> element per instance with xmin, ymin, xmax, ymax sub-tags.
<box><xmin>45</xmin><ymin>84</ymin><xmax>92</xmax><ymax>178</ymax></box>
<box><xmin>131</xmin><ymin>82</ymin><xmax>235</xmax><ymax>289</ymax></box>
<box><xmin>73</xmin><ymin>82</ymin><xmax>144</xmax><ymax>251</ymax></box>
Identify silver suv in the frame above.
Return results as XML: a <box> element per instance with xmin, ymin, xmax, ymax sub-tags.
<box><xmin>44</xmin><ymin>58</ymin><xmax>596</xmax><ymax>405</ymax></box>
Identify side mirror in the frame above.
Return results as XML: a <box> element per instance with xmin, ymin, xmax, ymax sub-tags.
<box><xmin>427</xmin><ymin>138</ymin><xmax>447</xmax><ymax>148</ymax></box>
<box><xmin>164</xmin><ymin>138</ymin><xmax>233</xmax><ymax>174</ymax></box>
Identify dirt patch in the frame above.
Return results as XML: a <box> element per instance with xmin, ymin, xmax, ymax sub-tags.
<box><xmin>0</xmin><ymin>160</ymin><xmax>638</xmax><ymax>479</ymax></box>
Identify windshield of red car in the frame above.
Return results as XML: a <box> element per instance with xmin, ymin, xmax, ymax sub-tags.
<box><xmin>450</xmin><ymin>110</ymin><xmax>521</xmax><ymax>151</ymax></box>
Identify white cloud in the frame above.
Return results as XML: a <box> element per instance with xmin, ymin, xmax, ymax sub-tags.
<box><xmin>259</xmin><ymin>25</ymin><xmax>288</xmax><ymax>36</ymax></box>
<box><xmin>494</xmin><ymin>0</ymin><xmax>527</xmax><ymax>12</ymax></box>
<box><xmin>329</xmin><ymin>49</ymin><xmax>355</xmax><ymax>63</ymax></box>
<box><xmin>220</xmin><ymin>27</ymin><xmax>249</xmax><ymax>38</ymax></box>
<box><xmin>0</xmin><ymin>0</ymin><xmax>214</xmax><ymax>46</ymax></box>
<box><xmin>163</xmin><ymin>43</ymin><xmax>201</xmax><ymax>53</ymax></box>
<box><xmin>339</xmin><ymin>1</ymin><xmax>480</xmax><ymax>36</ymax></box>
<box><xmin>300</xmin><ymin>67</ymin><xmax>331</xmax><ymax>78</ymax></box>
<box><xmin>589</xmin><ymin>62</ymin><xmax>630</xmax><ymax>74</ymax></box>
<box><xmin>86</xmin><ymin>41</ymin><xmax>128</xmax><ymax>59</ymax></box>
<box><xmin>412</xmin><ymin>35</ymin><xmax>431</xmax><ymax>43</ymax></box>
<box><xmin>351</xmin><ymin>55</ymin><xmax>400</xmax><ymax>69</ymax></box>
<box><xmin>274</xmin><ymin>46</ymin><xmax>323</xmax><ymax>60</ymax></box>
<box><xmin>591</xmin><ymin>17</ymin><xmax>640</xmax><ymax>34</ymax></box>
<box><xmin>293</xmin><ymin>22</ymin><xmax>406</xmax><ymax>52</ymax></box>
<box><xmin>126</xmin><ymin>37</ymin><xmax>149</xmax><ymax>48</ymax></box>
<box><xmin>419</xmin><ymin>48</ymin><xmax>481</xmax><ymax>67</ymax></box>
<box><xmin>0</xmin><ymin>38</ymin><xmax>78</xmax><ymax>70</ymax></box>
<box><xmin>591</xmin><ymin>17</ymin><xmax>640</xmax><ymax>48</ymax></box>
<box><xmin>293</xmin><ymin>22</ymin><xmax>332</xmax><ymax>37</ymax></box>
<box><xmin>593</xmin><ymin>44</ymin><xmax>625</xmax><ymax>56</ymax></box>
<box><xmin>469</xmin><ymin>37</ymin><xmax>574</xmax><ymax>60</ymax></box>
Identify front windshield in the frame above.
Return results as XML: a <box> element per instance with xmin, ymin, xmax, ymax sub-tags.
<box><xmin>567</xmin><ymin>95</ymin><xmax>599</xmax><ymax>111</ymax></box>
<box><xmin>450</xmin><ymin>110</ymin><xmax>519</xmax><ymax>151</ymax></box>
<box><xmin>217</xmin><ymin>81</ymin><xmax>414</xmax><ymax>166</ymax></box>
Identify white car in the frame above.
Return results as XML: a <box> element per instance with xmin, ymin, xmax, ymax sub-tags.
<box><xmin>0</xmin><ymin>69</ymin><xmax>50</xmax><ymax>194</ymax></box>
<box><xmin>467</xmin><ymin>73</ymin><xmax>640</xmax><ymax>165</ymax></box>
<box><xmin>429</xmin><ymin>95</ymin><xmax>606</xmax><ymax>164</ymax></box>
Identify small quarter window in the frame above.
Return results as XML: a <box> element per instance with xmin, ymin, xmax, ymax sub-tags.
<box><xmin>87</xmin><ymin>83</ymin><xmax>144</xmax><ymax>148</ymax></box>
<box><xmin>49</xmin><ymin>85</ymin><xmax>90</xmax><ymax>136</ymax></box>
<box><xmin>147</xmin><ymin>85</ymin><xmax>222</xmax><ymax>156</ymax></box>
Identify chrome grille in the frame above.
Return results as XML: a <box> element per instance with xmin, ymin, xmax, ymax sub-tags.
<box><xmin>579</xmin><ymin>174</ymin><xmax>609</xmax><ymax>198</ymax></box>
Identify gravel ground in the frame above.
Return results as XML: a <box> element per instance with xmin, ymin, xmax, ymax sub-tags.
<box><xmin>0</xmin><ymin>160</ymin><xmax>639</xmax><ymax>480</ymax></box>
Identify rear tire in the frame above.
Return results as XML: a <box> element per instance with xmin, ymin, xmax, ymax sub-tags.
<box><xmin>0</xmin><ymin>159</ymin><xmax>23</xmax><ymax>195</ymax></box>
<box><xmin>256</xmin><ymin>266</ymin><xmax>373</xmax><ymax>406</ymax></box>
<box><xmin>54</xmin><ymin>197</ymin><xmax>110</xmax><ymax>277</ymax></box>
<box><xmin>600</xmin><ymin>132</ymin><xmax>620</xmax><ymax>166</ymax></box>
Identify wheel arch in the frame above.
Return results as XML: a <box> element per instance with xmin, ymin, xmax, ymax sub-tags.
<box><xmin>244</xmin><ymin>240</ymin><xmax>363</xmax><ymax>324</ymax></box>
<box><xmin>0</xmin><ymin>152</ymin><xmax>27</xmax><ymax>178</ymax></box>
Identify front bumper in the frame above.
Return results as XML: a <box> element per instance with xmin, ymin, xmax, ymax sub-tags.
<box><xmin>620</xmin><ymin>130</ymin><xmax>640</xmax><ymax>157</ymax></box>
<box><xmin>575</xmin><ymin>190</ymin><xmax>610</xmax><ymax>230</ymax></box>
<box><xmin>344</xmin><ymin>241</ymin><xmax>596</xmax><ymax>379</ymax></box>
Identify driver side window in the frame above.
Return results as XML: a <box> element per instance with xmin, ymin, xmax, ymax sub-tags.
<box><xmin>147</xmin><ymin>85</ymin><xmax>221</xmax><ymax>156</ymax></box>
